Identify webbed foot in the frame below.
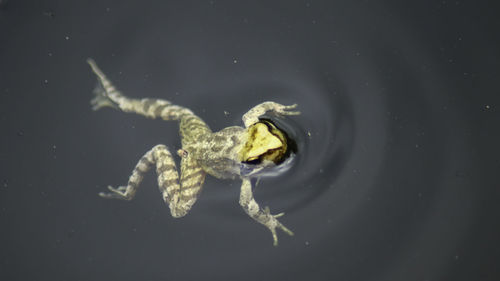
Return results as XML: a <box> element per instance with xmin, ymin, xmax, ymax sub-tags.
<box><xmin>90</xmin><ymin>83</ymin><xmax>118</xmax><ymax>111</ymax></box>
<box><xmin>87</xmin><ymin>58</ymin><xmax>119</xmax><ymax>111</ymax></box>
<box><xmin>99</xmin><ymin>185</ymin><xmax>132</xmax><ymax>200</ymax></box>
<box><xmin>263</xmin><ymin>206</ymin><xmax>294</xmax><ymax>246</ymax></box>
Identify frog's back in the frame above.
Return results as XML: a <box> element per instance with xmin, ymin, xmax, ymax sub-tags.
<box><xmin>192</xmin><ymin>126</ymin><xmax>246</xmax><ymax>179</ymax></box>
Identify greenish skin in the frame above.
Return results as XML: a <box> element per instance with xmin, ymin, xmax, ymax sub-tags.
<box><xmin>87</xmin><ymin>59</ymin><xmax>300</xmax><ymax>246</ymax></box>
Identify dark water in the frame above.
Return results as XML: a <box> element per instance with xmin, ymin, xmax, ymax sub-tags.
<box><xmin>1</xmin><ymin>1</ymin><xmax>499</xmax><ymax>281</ymax></box>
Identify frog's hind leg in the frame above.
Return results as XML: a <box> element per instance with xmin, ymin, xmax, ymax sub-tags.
<box><xmin>171</xmin><ymin>154</ymin><xmax>206</xmax><ymax>217</ymax></box>
<box><xmin>87</xmin><ymin>58</ymin><xmax>194</xmax><ymax>121</ymax></box>
<box><xmin>99</xmin><ymin>144</ymin><xmax>179</xmax><ymax>202</ymax></box>
<box><xmin>99</xmin><ymin>144</ymin><xmax>205</xmax><ymax>218</ymax></box>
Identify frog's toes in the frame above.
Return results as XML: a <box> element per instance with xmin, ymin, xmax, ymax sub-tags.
<box><xmin>99</xmin><ymin>185</ymin><xmax>131</xmax><ymax>200</ymax></box>
<box><xmin>277</xmin><ymin>104</ymin><xmax>300</xmax><ymax>116</ymax></box>
<box><xmin>263</xmin><ymin>206</ymin><xmax>294</xmax><ymax>246</ymax></box>
<box><xmin>264</xmin><ymin>206</ymin><xmax>284</xmax><ymax>218</ymax></box>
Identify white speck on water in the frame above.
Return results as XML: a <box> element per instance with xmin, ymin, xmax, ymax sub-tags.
<box><xmin>233</xmin><ymin>59</ymin><xmax>238</xmax><ymax>64</ymax></box>
<box><xmin>223</xmin><ymin>111</ymin><xmax>230</xmax><ymax>116</ymax></box>
<box><xmin>65</xmin><ymin>36</ymin><xmax>69</xmax><ymax>40</ymax></box>
<box><xmin>305</xmin><ymin>241</ymin><xmax>310</xmax><ymax>246</ymax></box>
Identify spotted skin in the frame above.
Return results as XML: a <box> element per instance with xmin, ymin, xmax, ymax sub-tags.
<box><xmin>88</xmin><ymin>59</ymin><xmax>300</xmax><ymax>245</ymax></box>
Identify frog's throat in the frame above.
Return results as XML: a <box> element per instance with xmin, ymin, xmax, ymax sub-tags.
<box><xmin>239</xmin><ymin>121</ymin><xmax>288</xmax><ymax>164</ymax></box>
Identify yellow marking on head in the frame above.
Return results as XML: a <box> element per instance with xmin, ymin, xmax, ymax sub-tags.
<box><xmin>239</xmin><ymin>121</ymin><xmax>288</xmax><ymax>164</ymax></box>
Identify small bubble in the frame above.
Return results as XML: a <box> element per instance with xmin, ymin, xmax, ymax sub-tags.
<box><xmin>485</xmin><ymin>105</ymin><xmax>491</xmax><ymax>110</ymax></box>
<box><xmin>305</xmin><ymin>241</ymin><xmax>310</xmax><ymax>246</ymax></box>
<box><xmin>65</xmin><ymin>36</ymin><xmax>69</xmax><ymax>40</ymax></box>
<box><xmin>48</xmin><ymin>52</ymin><xmax>53</xmax><ymax>57</ymax></box>
<box><xmin>43</xmin><ymin>10</ymin><xmax>55</xmax><ymax>18</ymax></box>
<box><xmin>233</xmin><ymin>59</ymin><xmax>238</xmax><ymax>64</ymax></box>
<box><xmin>43</xmin><ymin>79</ymin><xmax>49</xmax><ymax>84</ymax></box>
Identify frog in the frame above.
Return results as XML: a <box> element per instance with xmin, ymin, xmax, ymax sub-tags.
<box><xmin>87</xmin><ymin>59</ymin><xmax>300</xmax><ymax>246</ymax></box>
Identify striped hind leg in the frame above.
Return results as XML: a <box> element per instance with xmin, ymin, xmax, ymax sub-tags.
<box><xmin>99</xmin><ymin>144</ymin><xmax>205</xmax><ymax>218</ymax></box>
<box><xmin>99</xmin><ymin>144</ymin><xmax>180</xmax><ymax>202</ymax></box>
<box><xmin>167</xmin><ymin>155</ymin><xmax>206</xmax><ymax>218</ymax></box>
<box><xmin>87</xmin><ymin>58</ymin><xmax>193</xmax><ymax>120</ymax></box>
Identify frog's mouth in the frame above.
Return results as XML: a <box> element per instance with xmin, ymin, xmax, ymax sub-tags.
<box><xmin>239</xmin><ymin>120</ymin><xmax>291</xmax><ymax>165</ymax></box>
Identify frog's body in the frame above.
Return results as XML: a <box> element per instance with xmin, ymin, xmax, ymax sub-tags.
<box><xmin>87</xmin><ymin>59</ymin><xmax>300</xmax><ymax>246</ymax></box>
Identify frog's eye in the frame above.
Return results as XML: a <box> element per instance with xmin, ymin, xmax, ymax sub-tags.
<box><xmin>239</xmin><ymin>120</ymin><xmax>289</xmax><ymax>165</ymax></box>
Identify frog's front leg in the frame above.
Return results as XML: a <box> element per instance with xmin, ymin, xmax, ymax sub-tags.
<box><xmin>242</xmin><ymin>101</ymin><xmax>300</xmax><ymax>128</ymax></box>
<box><xmin>238</xmin><ymin>178</ymin><xmax>294</xmax><ymax>246</ymax></box>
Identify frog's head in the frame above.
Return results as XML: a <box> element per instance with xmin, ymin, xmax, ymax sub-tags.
<box><xmin>239</xmin><ymin>120</ymin><xmax>289</xmax><ymax>167</ymax></box>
